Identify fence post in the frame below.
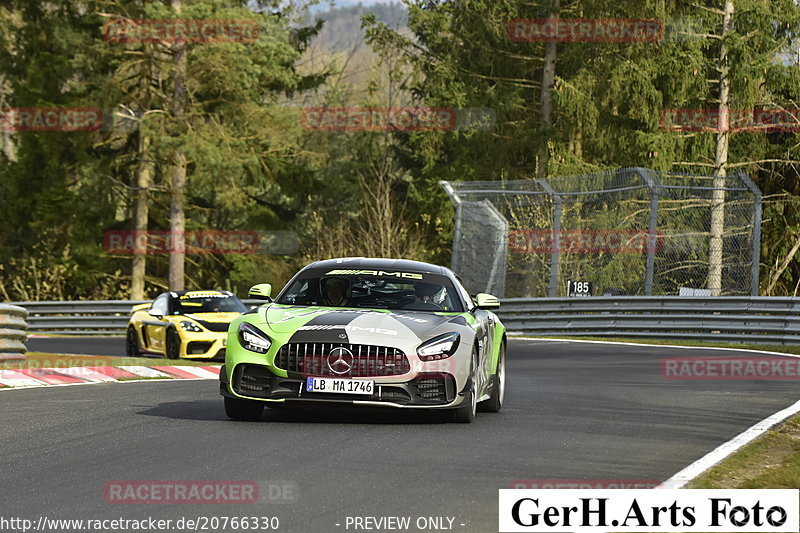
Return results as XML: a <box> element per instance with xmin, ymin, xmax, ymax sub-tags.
<box><xmin>537</xmin><ymin>179</ymin><xmax>561</xmax><ymax>297</ymax></box>
<box><xmin>482</xmin><ymin>200</ymin><xmax>509</xmax><ymax>298</ymax></box>
<box><xmin>440</xmin><ymin>181</ymin><xmax>463</xmax><ymax>273</ymax></box>
<box><xmin>635</xmin><ymin>168</ymin><xmax>660</xmax><ymax>296</ymax></box>
<box><xmin>737</xmin><ymin>171</ymin><xmax>762</xmax><ymax>296</ymax></box>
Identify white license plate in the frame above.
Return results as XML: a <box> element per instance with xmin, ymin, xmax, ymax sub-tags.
<box><xmin>306</xmin><ymin>377</ymin><xmax>374</xmax><ymax>395</ymax></box>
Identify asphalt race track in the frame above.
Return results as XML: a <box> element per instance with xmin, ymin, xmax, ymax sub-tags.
<box><xmin>3</xmin><ymin>338</ymin><xmax>799</xmax><ymax>532</ymax></box>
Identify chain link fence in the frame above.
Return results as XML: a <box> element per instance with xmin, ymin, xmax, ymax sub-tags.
<box><xmin>441</xmin><ymin>167</ymin><xmax>762</xmax><ymax>298</ymax></box>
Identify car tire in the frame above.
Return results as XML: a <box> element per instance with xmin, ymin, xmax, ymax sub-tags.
<box><xmin>165</xmin><ymin>328</ymin><xmax>181</xmax><ymax>360</ymax></box>
<box><xmin>453</xmin><ymin>350</ymin><xmax>478</xmax><ymax>423</ymax></box>
<box><xmin>125</xmin><ymin>327</ymin><xmax>140</xmax><ymax>357</ymax></box>
<box><xmin>225</xmin><ymin>397</ymin><xmax>264</xmax><ymax>421</ymax></box>
<box><xmin>478</xmin><ymin>342</ymin><xmax>505</xmax><ymax>413</ymax></box>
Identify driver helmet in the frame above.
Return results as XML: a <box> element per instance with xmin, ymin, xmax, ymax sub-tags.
<box><xmin>414</xmin><ymin>282</ymin><xmax>440</xmax><ymax>303</ymax></box>
<box><xmin>321</xmin><ymin>277</ymin><xmax>350</xmax><ymax>306</ymax></box>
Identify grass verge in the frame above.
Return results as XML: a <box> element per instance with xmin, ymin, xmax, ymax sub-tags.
<box><xmin>1</xmin><ymin>352</ymin><xmax>219</xmax><ymax>370</ymax></box>
<box><xmin>690</xmin><ymin>414</ymin><xmax>800</xmax><ymax>488</ymax></box>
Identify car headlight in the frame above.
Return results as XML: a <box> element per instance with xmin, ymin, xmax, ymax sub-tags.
<box><xmin>417</xmin><ymin>333</ymin><xmax>460</xmax><ymax>361</ymax></box>
<box><xmin>238</xmin><ymin>323</ymin><xmax>272</xmax><ymax>354</ymax></box>
<box><xmin>179</xmin><ymin>320</ymin><xmax>202</xmax><ymax>333</ymax></box>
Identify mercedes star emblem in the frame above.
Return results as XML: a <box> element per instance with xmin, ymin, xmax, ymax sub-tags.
<box><xmin>327</xmin><ymin>347</ymin><xmax>354</xmax><ymax>375</ymax></box>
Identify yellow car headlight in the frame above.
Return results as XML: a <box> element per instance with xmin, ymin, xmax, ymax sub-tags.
<box><xmin>179</xmin><ymin>320</ymin><xmax>203</xmax><ymax>333</ymax></box>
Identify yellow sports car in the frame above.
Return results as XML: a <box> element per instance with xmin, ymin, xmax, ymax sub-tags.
<box><xmin>126</xmin><ymin>290</ymin><xmax>247</xmax><ymax>360</ymax></box>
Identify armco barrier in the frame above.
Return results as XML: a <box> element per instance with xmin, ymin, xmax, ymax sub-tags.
<box><xmin>12</xmin><ymin>300</ymin><xmax>260</xmax><ymax>335</ymax></box>
<box><xmin>0</xmin><ymin>304</ymin><xmax>29</xmax><ymax>359</ymax></box>
<box><xmin>16</xmin><ymin>300</ymin><xmax>148</xmax><ymax>335</ymax></box>
<box><xmin>11</xmin><ymin>297</ymin><xmax>800</xmax><ymax>345</ymax></box>
<box><xmin>500</xmin><ymin>296</ymin><xmax>800</xmax><ymax>345</ymax></box>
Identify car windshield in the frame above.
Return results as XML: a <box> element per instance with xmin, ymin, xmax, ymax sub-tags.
<box><xmin>277</xmin><ymin>274</ymin><xmax>464</xmax><ymax>313</ymax></box>
<box><xmin>172</xmin><ymin>294</ymin><xmax>247</xmax><ymax>314</ymax></box>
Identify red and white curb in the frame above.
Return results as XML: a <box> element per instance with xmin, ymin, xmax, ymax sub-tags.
<box><xmin>0</xmin><ymin>365</ymin><xmax>221</xmax><ymax>389</ymax></box>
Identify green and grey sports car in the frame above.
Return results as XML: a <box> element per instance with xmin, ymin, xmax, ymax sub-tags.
<box><xmin>219</xmin><ymin>258</ymin><xmax>506</xmax><ymax>423</ymax></box>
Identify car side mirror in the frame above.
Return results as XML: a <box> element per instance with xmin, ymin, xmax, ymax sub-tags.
<box><xmin>147</xmin><ymin>308</ymin><xmax>164</xmax><ymax>319</ymax></box>
<box><xmin>249</xmin><ymin>283</ymin><xmax>273</xmax><ymax>301</ymax></box>
<box><xmin>475</xmin><ymin>293</ymin><xmax>500</xmax><ymax>310</ymax></box>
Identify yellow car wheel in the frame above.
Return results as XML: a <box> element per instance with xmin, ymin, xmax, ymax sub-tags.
<box><xmin>126</xmin><ymin>327</ymin><xmax>140</xmax><ymax>357</ymax></box>
<box><xmin>166</xmin><ymin>328</ymin><xmax>181</xmax><ymax>360</ymax></box>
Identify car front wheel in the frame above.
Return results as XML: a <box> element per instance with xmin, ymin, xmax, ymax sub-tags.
<box><xmin>453</xmin><ymin>350</ymin><xmax>478</xmax><ymax>423</ymax></box>
<box><xmin>479</xmin><ymin>342</ymin><xmax>505</xmax><ymax>413</ymax></box>
<box><xmin>126</xmin><ymin>327</ymin><xmax>140</xmax><ymax>357</ymax></box>
<box><xmin>165</xmin><ymin>328</ymin><xmax>181</xmax><ymax>360</ymax></box>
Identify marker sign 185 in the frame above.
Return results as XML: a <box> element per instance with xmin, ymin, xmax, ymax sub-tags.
<box><xmin>567</xmin><ymin>280</ymin><xmax>592</xmax><ymax>297</ymax></box>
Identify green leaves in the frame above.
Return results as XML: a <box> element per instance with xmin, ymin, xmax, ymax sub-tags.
<box><xmin>1</xmin><ymin>1</ymin><xmax>799</xmax><ymax>297</ymax></box>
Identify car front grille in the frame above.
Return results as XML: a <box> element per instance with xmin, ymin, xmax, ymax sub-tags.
<box><xmin>379</xmin><ymin>387</ymin><xmax>412</xmax><ymax>402</ymax></box>
<box><xmin>230</xmin><ymin>363</ymin><xmax>454</xmax><ymax>405</ymax></box>
<box><xmin>275</xmin><ymin>343</ymin><xmax>411</xmax><ymax>377</ymax></box>
<box><xmin>412</xmin><ymin>374</ymin><xmax>456</xmax><ymax>403</ymax></box>
<box><xmin>198</xmin><ymin>321</ymin><xmax>229</xmax><ymax>332</ymax></box>
<box><xmin>232</xmin><ymin>364</ymin><xmax>301</xmax><ymax>399</ymax></box>
<box><xmin>187</xmin><ymin>341</ymin><xmax>213</xmax><ymax>355</ymax></box>
<box><xmin>234</xmin><ymin>364</ymin><xmax>273</xmax><ymax>398</ymax></box>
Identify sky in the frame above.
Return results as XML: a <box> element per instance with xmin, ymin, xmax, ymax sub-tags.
<box><xmin>325</xmin><ymin>0</ymin><xmax>397</xmax><ymax>6</ymax></box>
<box><xmin>295</xmin><ymin>0</ymin><xmax>401</xmax><ymax>14</ymax></box>
<box><xmin>251</xmin><ymin>0</ymin><xmax>399</xmax><ymax>10</ymax></box>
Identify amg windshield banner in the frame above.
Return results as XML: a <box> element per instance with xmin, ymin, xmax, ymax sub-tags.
<box><xmin>499</xmin><ymin>489</ymin><xmax>799</xmax><ymax>532</ymax></box>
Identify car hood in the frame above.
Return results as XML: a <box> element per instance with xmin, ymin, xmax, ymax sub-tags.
<box><xmin>183</xmin><ymin>312</ymin><xmax>241</xmax><ymax>323</ymax></box>
<box><xmin>261</xmin><ymin>304</ymin><xmax>460</xmax><ymax>344</ymax></box>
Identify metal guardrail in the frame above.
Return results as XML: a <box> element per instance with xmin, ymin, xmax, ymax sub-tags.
<box><xmin>11</xmin><ymin>300</ymin><xmax>262</xmax><ymax>335</ymax></box>
<box><xmin>0</xmin><ymin>304</ymin><xmax>29</xmax><ymax>359</ymax></box>
<box><xmin>9</xmin><ymin>297</ymin><xmax>800</xmax><ymax>345</ymax></box>
<box><xmin>500</xmin><ymin>296</ymin><xmax>800</xmax><ymax>345</ymax></box>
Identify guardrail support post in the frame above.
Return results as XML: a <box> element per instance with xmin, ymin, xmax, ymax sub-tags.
<box><xmin>440</xmin><ymin>181</ymin><xmax>463</xmax><ymax>273</ymax></box>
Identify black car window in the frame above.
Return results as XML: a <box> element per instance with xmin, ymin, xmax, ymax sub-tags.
<box><xmin>453</xmin><ymin>276</ymin><xmax>476</xmax><ymax>311</ymax></box>
<box><xmin>172</xmin><ymin>293</ymin><xmax>247</xmax><ymax>314</ymax></box>
<box><xmin>150</xmin><ymin>294</ymin><xmax>169</xmax><ymax>316</ymax></box>
<box><xmin>278</xmin><ymin>273</ymin><xmax>463</xmax><ymax>313</ymax></box>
